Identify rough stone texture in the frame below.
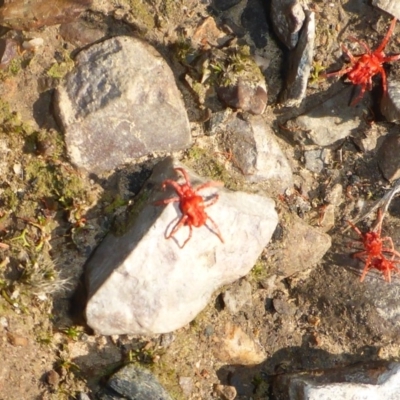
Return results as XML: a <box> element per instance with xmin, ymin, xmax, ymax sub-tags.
<box><xmin>97</xmin><ymin>364</ymin><xmax>172</xmax><ymax>400</ymax></box>
<box><xmin>192</xmin><ymin>16</ymin><xmax>229</xmax><ymax>49</ymax></box>
<box><xmin>54</xmin><ymin>36</ymin><xmax>191</xmax><ymax>173</ymax></box>
<box><xmin>270</xmin><ymin>0</ymin><xmax>305</xmax><ymax>50</ymax></box>
<box><xmin>85</xmin><ymin>158</ymin><xmax>278</xmax><ymax>335</ymax></box>
<box><xmin>271</xmin><ymin>213</ymin><xmax>331</xmax><ymax>277</ymax></box>
<box><xmin>0</xmin><ymin>0</ymin><xmax>91</xmax><ymax>30</ymax></box>
<box><xmin>205</xmin><ymin>109</ymin><xmax>232</xmax><ymax>136</ymax></box>
<box><xmin>304</xmin><ymin>149</ymin><xmax>330</xmax><ymax>173</ymax></box>
<box><xmin>222</xmin><ymin>280</ymin><xmax>252</xmax><ymax>314</ymax></box>
<box><xmin>324</xmin><ymin>183</ymin><xmax>343</xmax><ymax>207</ymax></box>
<box><xmin>377</xmin><ymin>133</ymin><xmax>400</xmax><ymax>182</ymax></box>
<box><xmin>318</xmin><ymin>204</ymin><xmax>335</xmax><ymax>232</ymax></box>
<box><xmin>381</xmin><ymin>80</ymin><xmax>400</xmax><ymax>123</ymax></box>
<box><xmin>213</xmin><ymin>323</ymin><xmax>266</xmax><ymax>365</ymax></box>
<box><xmin>272</xmin><ymin>297</ymin><xmax>296</xmax><ymax>316</ymax></box>
<box><xmin>280</xmin><ymin>10</ymin><xmax>315</xmax><ymax>107</ymax></box>
<box><xmin>368</xmin><ymin>280</ymin><xmax>400</xmax><ymax>324</ymax></box>
<box><xmin>213</xmin><ymin>384</ymin><xmax>237</xmax><ymax>400</ymax></box>
<box><xmin>59</xmin><ymin>19</ymin><xmax>108</xmax><ymax>48</ymax></box>
<box><xmin>273</xmin><ymin>361</ymin><xmax>400</xmax><ymax>400</ymax></box>
<box><xmin>372</xmin><ymin>0</ymin><xmax>400</xmax><ymax>20</ymax></box>
<box><xmin>0</xmin><ymin>39</ymin><xmax>18</xmax><ymax>69</ymax></box>
<box><xmin>288</xmin><ymin>87</ymin><xmax>368</xmax><ymax>146</ymax></box>
<box><xmin>217</xmin><ymin>79</ymin><xmax>267</xmax><ymax>115</ymax></box>
<box><xmin>224</xmin><ymin>115</ymin><xmax>293</xmax><ymax>192</ymax></box>
<box><xmin>241</xmin><ymin>0</ymin><xmax>269</xmax><ymax>49</ymax></box>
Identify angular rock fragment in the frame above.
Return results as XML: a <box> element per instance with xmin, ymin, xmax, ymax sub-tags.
<box><xmin>222</xmin><ymin>280</ymin><xmax>252</xmax><ymax>314</ymax></box>
<box><xmin>372</xmin><ymin>0</ymin><xmax>400</xmax><ymax>20</ymax></box>
<box><xmin>286</xmin><ymin>87</ymin><xmax>368</xmax><ymax>146</ymax></box>
<box><xmin>205</xmin><ymin>109</ymin><xmax>232</xmax><ymax>136</ymax></box>
<box><xmin>269</xmin><ymin>213</ymin><xmax>331</xmax><ymax>277</ymax></box>
<box><xmin>192</xmin><ymin>16</ymin><xmax>229</xmax><ymax>49</ymax></box>
<box><xmin>54</xmin><ymin>36</ymin><xmax>191</xmax><ymax>173</ymax></box>
<box><xmin>0</xmin><ymin>39</ymin><xmax>18</xmax><ymax>69</ymax></box>
<box><xmin>224</xmin><ymin>115</ymin><xmax>293</xmax><ymax>193</ymax></box>
<box><xmin>270</xmin><ymin>0</ymin><xmax>305</xmax><ymax>50</ymax></box>
<box><xmin>377</xmin><ymin>133</ymin><xmax>400</xmax><ymax>182</ymax></box>
<box><xmin>381</xmin><ymin>80</ymin><xmax>400</xmax><ymax>123</ymax></box>
<box><xmin>280</xmin><ymin>10</ymin><xmax>315</xmax><ymax>107</ymax></box>
<box><xmin>214</xmin><ymin>323</ymin><xmax>266</xmax><ymax>365</ymax></box>
<box><xmin>0</xmin><ymin>0</ymin><xmax>91</xmax><ymax>30</ymax></box>
<box><xmin>97</xmin><ymin>364</ymin><xmax>172</xmax><ymax>400</ymax></box>
<box><xmin>85</xmin><ymin>158</ymin><xmax>278</xmax><ymax>335</ymax></box>
<box><xmin>273</xmin><ymin>361</ymin><xmax>400</xmax><ymax>400</ymax></box>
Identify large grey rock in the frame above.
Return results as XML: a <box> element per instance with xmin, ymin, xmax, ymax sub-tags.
<box><xmin>372</xmin><ymin>0</ymin><xmax>400</xmax><ymax>19</ymax></box>
<box><xmin>54</xmin><ymin>36</ymin><xmax>191</xmax><ymax>173</ymax></box>
<box><xmin>273</xmin><ymin>361</ymin><xmax>400</xmax><ymax>400</ymax></box>
<box><xmin>85</xmin><ymin>158</ymin><xmax>278</xmax><ymax>335</ymax></box>
<box><xmin>224</xmin><ymin>115</ymin><xmax>293</xmax><ymax>192</ymax></box>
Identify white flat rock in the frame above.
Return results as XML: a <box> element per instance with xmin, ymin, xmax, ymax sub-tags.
<box><xmin>85</xmin><ymin>159</ymin><xmax>278</xmax><ymax>335</ymax></box>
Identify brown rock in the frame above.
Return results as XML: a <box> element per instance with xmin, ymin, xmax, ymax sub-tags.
<box><xmin>214</xmin><ymin>323</ymin><xmax>266</xmax><ymax>365</ymax></box>
<box><xmin>217</xmin><ymin>79</ymin><xmax>267</xmax><ymax>115</ymax></box>
<box><xmin>0</xmin><ymin>0</ymin><xmax>92</xmax><ymax>30</ymax></box>
<box><xmin>192</xmin><ymin>16</ymin><xmax>229</xmax><ymax>49</ymax></box>
<box><xmin>272</xmin><ymin>213</ymin><xmax>331</xmax><ymax>277</ymax></box>
<box><xmin>213</xmin><ymin>384</ymin><xmax>237</xmax><ymax>400</ymax></box>
<box><xmin>46</xmin><ymin>370</ymin><xmax>60</xmax><ymax>387</ymax></box>
<box><xmin>7</xmin><ymin>332</ymin><xmax>28</xmax><ymax>347</ymax></box>
<box><xmin>0</xmin><ymin>39</ymin><xmax>18</xmax><ymax>70</ymax></box>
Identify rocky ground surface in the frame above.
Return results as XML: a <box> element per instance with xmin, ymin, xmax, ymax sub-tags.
<box><xmin>1</xmin><ymin>0</ymin><xmax>400</xmax><ymax>399</ymax></box>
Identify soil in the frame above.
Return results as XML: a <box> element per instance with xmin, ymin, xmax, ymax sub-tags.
<box><xmin>1</xmin><ymin>1</ymin><xmax>400</xmax><ymax>400</ymax></box>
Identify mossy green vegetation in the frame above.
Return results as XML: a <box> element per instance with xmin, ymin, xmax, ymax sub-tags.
<box><xmin>46</xmin><ymin>51</ymin><xmax>74</xmax><ymax>79</ymax></box>
<box><xmin>184</xmin><ymin>145</ymin><xmax>241</xmax><ymax>190</ymax></box>
<box><xmin>250</xmin><ymin>257</ymin><xmax>269</xmax><ymax>282</ymax></box>
<box><xmin>112</xmin><ymin>188</ymin><xmax>151</xmax><ymax>236</ymax></box>
<box><xmin>0</xmin><ymin>99</ymin><xmax>90</xmax><ymax>314</ymax></box>
<box><xmin>126</xmin><ymin>0</ymin><xmax>156</xmax><ymax>30</ymax></box>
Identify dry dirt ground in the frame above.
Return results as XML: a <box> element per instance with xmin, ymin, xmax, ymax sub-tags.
<box><xmin>1</xmin><ymin>1</ymin><xmax>400</xmax><ymax>399</ymax></box>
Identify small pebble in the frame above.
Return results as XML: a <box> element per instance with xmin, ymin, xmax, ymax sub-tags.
<box><xmin>273</xmin><ymin>298</ymin><xmax>297</xmax><ymax>316</ymax></box>
<box><xmin>46</xmin><ymin>369</ymin><xmax>60</xmax><ymax>386</ymax></box>
<box><xmin>22</xmin><ymin>37</ymin><xmax>44</xmax><ymax>51</ymax></box>
<box><xmin>178</xmin><ymin>376</ymin><xmax>193</xmax><ymax>397</ymax></box>
<box><xmin>7</xmin><ymin>332</ymin><xmax>28</xmax><ymax>347</ymax></box>
<box><xmin>213</xmin><ymin>383</ymin><xmax>237</xmax><ymax>400</ymax></box>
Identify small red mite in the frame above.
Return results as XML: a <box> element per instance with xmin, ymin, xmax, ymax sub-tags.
<box><xmin>325</xmin><ymin>18</ymin><xmax>400</xmax><ymax>105</ymax></box>
<box><xmin>156</xmin><ymin>168</ymin><xmax>224</xmax><ymax>248</ymax></box>
<box><xmin>347</xmin><ymin>209</ymin><xmax>400</xmax><ymax>282</ymax></box>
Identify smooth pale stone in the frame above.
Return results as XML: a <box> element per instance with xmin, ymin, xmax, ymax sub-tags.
<box><xmin>85</xmin><ymin>159</ymin><xmax>278</xmax><ymax>335</ymax></box>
